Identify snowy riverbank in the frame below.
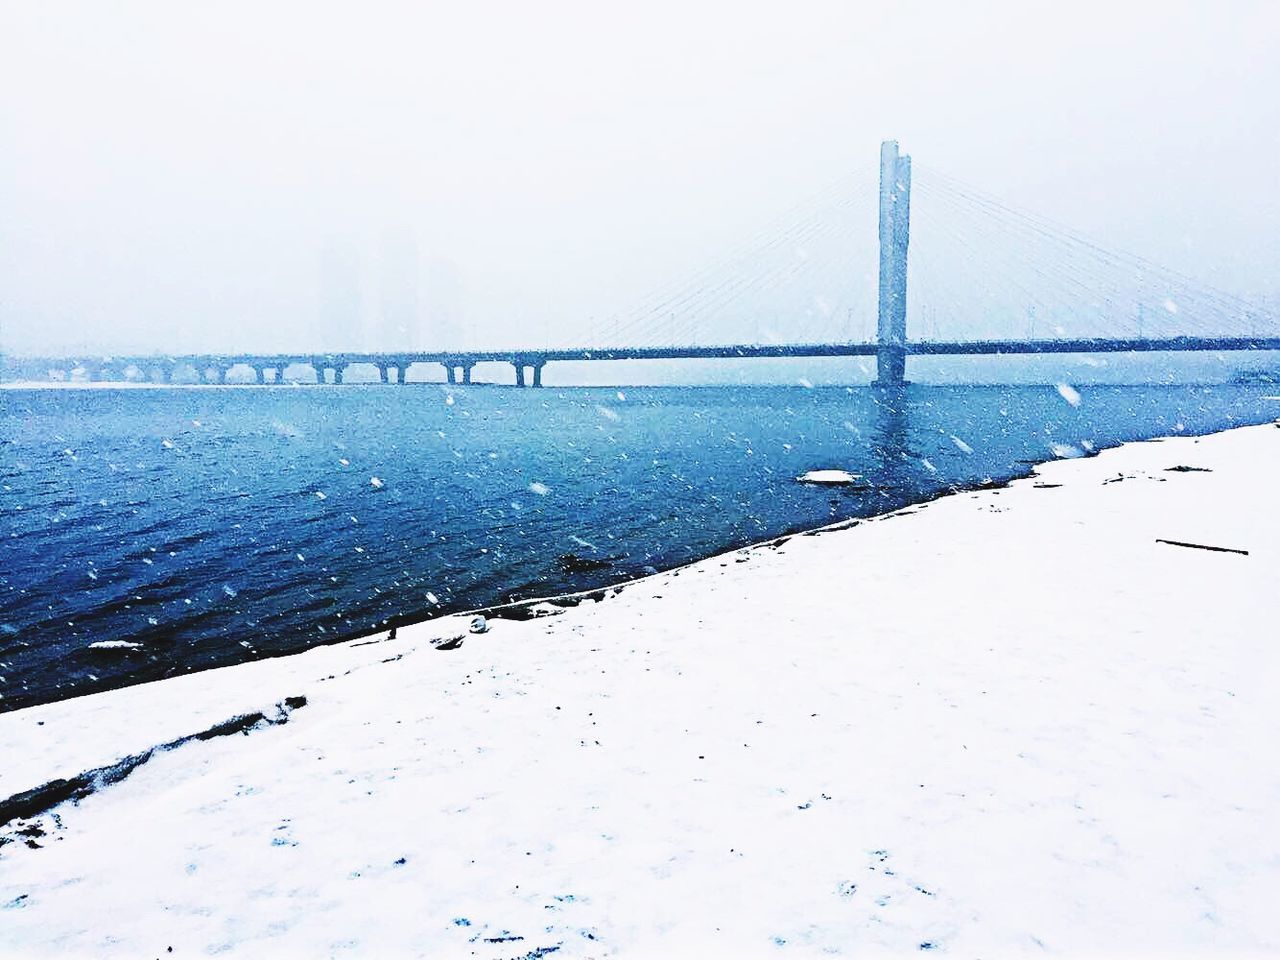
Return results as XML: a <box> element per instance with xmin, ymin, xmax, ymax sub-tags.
<box><xmin>2</xmin><ymin>422</ymin><xmax>1278</xmax><ymax>957</ymax></box>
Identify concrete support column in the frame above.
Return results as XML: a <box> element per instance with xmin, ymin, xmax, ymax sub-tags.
<box><xmin>875</xmin><ymin>139</ymin><xmax>911</xmax><ymax>387</ymax></box>
<box><xmin>217</xmin><ymin>368</ymin><xmax>228</xmax><ymax>385</ymax></box>
<box><xmin>394</xmin><ymin>365</ymin><xmax>405</xmax><ymax>384</ymax></box>
<box><xmin>254</xmin><ymin>366</ymin><xmax>266</xmax><ymax>384</ymax></box>
<box><xmin>333</xmin><ymin>366</ymin><xmax>344</xmax><ymax>385</ymax></box>
<box><xmin>461</xmin><ymin>364</ymin><xmax>473</xmax><ymax>385</ymax></box>
<box><xmin>378</xmin><ymin>365</ymin><xmax>389</xmax><ymax>384</ymax></box>
<box><xmin>532</xmin><ymin>363</ymin><xmax>544</xmax><ymax>387</ymax></box>
<box><xmin>445</xmin><ymin>364</ymin><xmax>456</xmax><ymax>384</ymax></box>
<box><xmin>514</xmin><ymin>363</ymin><xmax>526</xmax><ymax>387</ymax></box>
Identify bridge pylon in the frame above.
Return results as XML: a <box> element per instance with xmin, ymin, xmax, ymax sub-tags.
<box><xmin>874</xmin><ymin>139</ymin><xmax>911</xmax><ymax>386</ymax></box>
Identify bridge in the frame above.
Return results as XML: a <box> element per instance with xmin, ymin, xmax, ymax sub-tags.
<box><xmin>5</xmin><ymin>141</ymin><xmax>1277</xmax><ymax>386</ymax></box>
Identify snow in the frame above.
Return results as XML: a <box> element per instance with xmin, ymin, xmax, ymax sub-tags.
<box><xmin>1054</xmin><ymin>382</ymin><xmax>1082</xmax><ymax>407</ymax></box>
<box><xmin>796</xmin><ymin>469</ymin><xmax>862</xmax><ymax>485</ymax></box>
<box><xmin>1</xmin><ymin>424</ymin><xmax>1278</xmax><ymax>957</ymax></box>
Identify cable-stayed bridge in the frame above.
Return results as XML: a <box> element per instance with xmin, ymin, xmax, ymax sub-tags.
<box><xmin>7</xmin><ymin>141</ymin><xmax>1278</xmax><ymax>386</ymax></box>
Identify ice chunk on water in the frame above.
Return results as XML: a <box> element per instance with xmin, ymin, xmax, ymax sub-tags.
<box><xmin>529</xmin><ymin>482</ymin><xmax>551</xmax><ymax>496</ymax></box>
<box><xmin>950</xmin><ymin>435</ymin><xmax>974</xmax><ymax>454</ymax></box>
<box><xmin>314</xmin><ymin>491</ymin><xmax>327</xmax><ymax>500</ymax></box>
<box><xmin>222</xmin><ymin>584</ymin><xmax>238</xmax><ymax>598</ymax></box>
<box><xmin>1050</xmin><ymin>443</ymin><xmax>1084</xmax><ymax>458</ymax></box>
<box><xmin>370</xmin><ymin>477</ymin><xmax>384</xmax><ymax>489</ymax></box>
<box><xmin>88</xmin><ymin>640</ymin><xmax>143</xmax><ymax>651</ymax></box>
<box><xmin>797</xmin><ymin>469</ymin><xmax>861</xmax><ymax>485</ymax></box>
<box><xmin>1055</xmin><ymin>383</ymin><xmax>1082</xmax><ymax>407</ymax></box>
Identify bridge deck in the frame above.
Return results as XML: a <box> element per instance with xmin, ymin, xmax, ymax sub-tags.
<box><xmin>10</xmin><ymin>336</ymin><xmax>1280</xmax><ymax>370</ymax></box>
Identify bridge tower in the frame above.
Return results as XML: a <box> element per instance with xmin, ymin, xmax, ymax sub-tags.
<box><xmin>875</xmin><ymin>139</ymin><xmax>911</xmax><ymax>386</ymax></box>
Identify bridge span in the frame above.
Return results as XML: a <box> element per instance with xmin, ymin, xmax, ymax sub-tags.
<box><xmin>6</xmin><ymin>336</ymin><xmax>1280</xmax><ymax>388</ymax></box>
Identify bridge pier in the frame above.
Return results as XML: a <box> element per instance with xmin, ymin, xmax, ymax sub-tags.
<box><xmin>874</xmin><ymin>139</ymin><xmax>912</xmax><ymax>387</ymax></box>
<box><xmin>511</xmin><ymin>361</ymin><xmax>543</xmax><ymax>387</ymax></box>
<box><xmin>254</xmin><ymin>366</ymin><xmax>266</xmax><ymax>384</ymax></box>
<box><xmin>444</xmin><ymin>364</ymin><xmax>472</xmax><ymax>385</ymax></box>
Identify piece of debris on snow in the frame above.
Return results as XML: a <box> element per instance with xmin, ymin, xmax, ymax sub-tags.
<box><xmin>1156</xmin><ymin>538</ymin><xmax>1248</xmax><ymax>556</ymax></box>
<box><xmin>527</xmin><ymin>602</ymin><xmax>565</xmax><ymax>618</ymax></box>
<box><xmin>468</xmin><ymin>615</ymin><xmax>489</xmax><ymax>634</ymax></box>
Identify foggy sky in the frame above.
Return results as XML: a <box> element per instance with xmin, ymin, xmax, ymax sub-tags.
<box><xmin>2</xmin><ymin>0</ymin><xmax>1278</xmax><ymax>367</ymax></box>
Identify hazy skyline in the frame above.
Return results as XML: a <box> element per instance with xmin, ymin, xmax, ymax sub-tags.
<box><xmin>2</xmin><ymin>1</ymin><xmax>1278</xmax><ymax>365</ymax></box>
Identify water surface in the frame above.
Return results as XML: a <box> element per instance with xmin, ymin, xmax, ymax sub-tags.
<box><xmin>1</xmin><ymin>382</ymin><xmax>1272</xmax><ymax>711</ymax></box>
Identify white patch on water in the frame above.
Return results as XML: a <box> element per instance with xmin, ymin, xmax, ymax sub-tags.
<box><xmin>87</xmin><ymin>640</ymin><xmax>142</xmax><ymax>651</ymax></box>
<box><xmin>797</xmin><ymin>469</ymin><xmax>861</xmax><ymax>485</ymax></box>
<box><xmin>951</xmin><ymin>435</ymin><xmax>974</xmax><ymax>454</ymax></box>
<box><xmin>529</xmin><ymin>482</ymin><xmax>551</xmax><ymax>496</ymax></box>
<box><xmin>370</xmin><ymin>477</ymin><xmax>384</xmax><ymax>489</ymax></box>
<box><xmin>1050</xmin><ymin>442</ymin><xmax>1084</xmax><ymax>458</ymax></box>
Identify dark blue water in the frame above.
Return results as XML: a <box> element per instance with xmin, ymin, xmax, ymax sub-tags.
<box><xmin>0</xmin><ymin>383</ymin><xmax>1273</xmax><ymax>711</ymax></box>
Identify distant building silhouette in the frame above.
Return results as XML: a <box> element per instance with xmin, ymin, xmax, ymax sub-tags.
<box><xmin>318</xmin><ymin>238</ymin><xmax>362</xmax><ymax>352</ymax></box>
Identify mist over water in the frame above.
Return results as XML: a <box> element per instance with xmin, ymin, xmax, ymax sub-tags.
<box><xmin>1</xmin><ymin>382</ymin><xmax>1273</xmax><ymax>711</ymax></box>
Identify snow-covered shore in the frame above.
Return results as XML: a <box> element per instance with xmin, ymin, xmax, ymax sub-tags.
<box><xmin>2</xmin><ymin>423</ymin><xmax>1278</xmax><ymax>958</ymax></box>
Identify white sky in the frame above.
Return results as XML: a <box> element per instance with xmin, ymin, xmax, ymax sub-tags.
<box><xmin>2</xmin><ymin>0</ymin><xmax>1278</xmax><ymax>358</ymax></box>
